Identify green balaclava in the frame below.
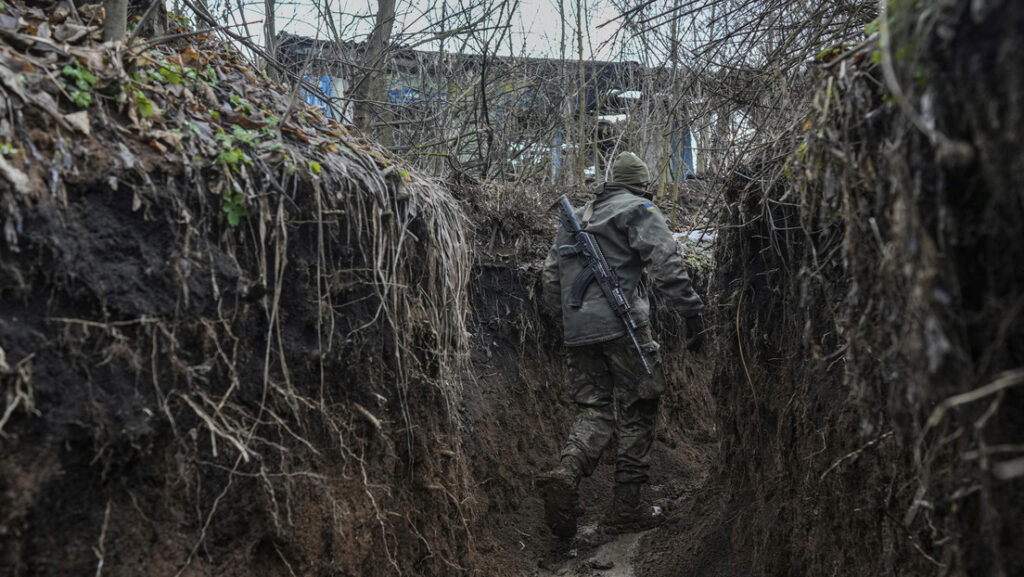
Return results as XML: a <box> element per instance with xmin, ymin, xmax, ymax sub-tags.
<box><xmin>611</xmin><ymin>152</ymin><xmax>650</xmax><ymax>187</ymax></box>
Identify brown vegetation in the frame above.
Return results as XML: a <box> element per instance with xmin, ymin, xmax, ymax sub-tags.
<box><xmin>703</xmin><ymin>2</ymin><xmax>1024</xmax><ymax>575</ymax></box>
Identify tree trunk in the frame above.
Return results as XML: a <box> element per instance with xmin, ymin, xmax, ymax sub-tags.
<box><xmin>264</xmin><ymin>0</ymin><xmax>276</xmax><ymax>62</ymax></box>
<box><xmin>353</xmin><ymin>0</ymin><xmax>397</xmax><ymax>134</ymax></box>
<box><xmin>575</xmin><ymin>0</ymin><xmax>585</xmax><ymax>185</ymax></box>
<box><xmin>103</xmin><ymin>0</ymin><xmax>127</xmax><ymax>42</ymax></box>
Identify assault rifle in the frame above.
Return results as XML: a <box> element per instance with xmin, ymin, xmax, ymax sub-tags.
<box><xmin>557</xmin><ymin>195</ymin><xmax>652</xmax><ymax>375</ymax></box>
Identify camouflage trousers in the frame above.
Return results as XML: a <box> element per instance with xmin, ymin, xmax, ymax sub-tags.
<box><xmin>560</xmin><ymin>326</ymin><xmax>666</xmax><ymax>485</ymax></box>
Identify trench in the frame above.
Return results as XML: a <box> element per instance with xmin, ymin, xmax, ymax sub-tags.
<box><xmin>461</xmin><ymin>257</ymin><xmax>725</xmax><ymax>577</ymax></box>
<box><xmin>3</xmin><ymin>1</ymin><xmax>1024</xmax><ymax>575</ymax></box>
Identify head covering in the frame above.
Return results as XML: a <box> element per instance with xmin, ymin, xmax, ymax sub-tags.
<box><xmin>611</xmin><ymin>152</ymin><xmax>650</xmax><ymax>186</ymax></box>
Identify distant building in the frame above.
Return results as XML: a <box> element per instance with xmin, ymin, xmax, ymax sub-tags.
<box><xmin>277</xmin><ymin>33</ymin><xmax>696</xmax><ymax>182</ymax></box>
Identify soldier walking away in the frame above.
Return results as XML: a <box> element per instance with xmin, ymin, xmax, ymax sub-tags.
<box><xmin>537</xmin><ymin>151</ymin><xmax>705</xmax><ymax>538</ymax></box>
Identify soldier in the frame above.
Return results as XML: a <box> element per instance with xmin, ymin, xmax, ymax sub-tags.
<box><xmin>538</xmin><ymin>151</ymin><xmax>705</xmax><ymax>538</ymax></box>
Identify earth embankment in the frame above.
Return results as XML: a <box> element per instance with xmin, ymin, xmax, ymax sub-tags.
<box><xmin>690</xmin><ymin>3</ymin><xmax>1024</xmax><ymax>575</ymax></box>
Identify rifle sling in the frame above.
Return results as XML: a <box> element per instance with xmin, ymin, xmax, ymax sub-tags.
<box><xmin>557</xmin><ymin>244</ymin><xmax>582</xmax><ymax>257</ymax></box>
<box><xmin>581</xmin><ymin>201</ymin><xmax>595</xmax><ymax>224</ymax></box>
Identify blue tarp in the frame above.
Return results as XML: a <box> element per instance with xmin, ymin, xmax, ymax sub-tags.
<box><xmin>301</xmin><ymin>75</ymin><xmax>334</xmax><ymax>117</ymax></box>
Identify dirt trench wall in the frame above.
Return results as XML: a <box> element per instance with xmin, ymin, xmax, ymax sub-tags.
<box><xmin>709</xmin><ymin>3</ymin><xmax>1024</xmax><ymax>576</ymax></box>
<box><xmin>1</xmin><ymin>180</ymin><xmax>470</xmax><ymax>577</ymax></box>
<box><xmin>0</xmin><ymin>23</ymin><xmax>473</xmax><ymax>575</ymax></box>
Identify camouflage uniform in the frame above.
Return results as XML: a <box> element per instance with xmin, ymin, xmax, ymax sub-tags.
<box><xmin>539</xmin><ymin>153</ymin><xmax>703</xmax><ymax>534</ymax></box>
<box><xmin>563</xmin><ymin>324</ymin><xmax>665</xmax><ymax>484</ymax></box>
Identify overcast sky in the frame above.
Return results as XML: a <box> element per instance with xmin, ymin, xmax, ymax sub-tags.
<box><xmin>234</xmin><ymin>0</ymin><xmax>626</xmax><ymax>60</ymax></box>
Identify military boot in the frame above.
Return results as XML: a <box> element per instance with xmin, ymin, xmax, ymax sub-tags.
<box><xmin>603</xmin><ymin>482</ymin><xmax>663</xmax><ymax>534</ymax></box>
<box><xmin>536</xmin><ymin>457</ymin><xmax>583</xmax><ymax>538</ymax></box>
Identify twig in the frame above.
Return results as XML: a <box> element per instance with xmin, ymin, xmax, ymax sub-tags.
<box><xmin>962</xmin><ymin>444</ymin><xmax>1024</xmax><ymax>461</ymax></box>
<box><xmin>993</xmin><ymin>457</ymin><xmax>1024</xmax><ymax>481</ymax></box>
<box><xmin>93</xmin><ymin>500</ymin><xmax>111</xmax><ymax>577</ymax></box>
<box><xmin>878</xmin><ymin>0</ymin><xmax>973</xmax><ymax>166</ymax></box>
<box><xmin>925</xmin><ymin>369</ymin><xmax>1024</xmax><ymax>430</ymax></box>
<box><xmin>125</xmin><ymin>21</ymin><xmax>260</xmax><ymax>55</ymax></box>
<box><xmin>735</xmin><ymin>269</ymin><xmax>758</xmax><ymax>406</ymax></box>
<box><xmin>820</xmin><ymin>431</ymin><xmax>894</xmax><ymax>481</ymax></box>
<box><xmin>0</xmin><ymin>353</ymin><xmax>37</xmax><ymax>436</ymax></box>
<box><xmin>65</xmin><ymin>0</ymin><xmax>83</xmax><ymax>25</ymax></box>
<box><xmin>174</xmin><ymin>455</ymin><xmax>244</xmax><ymax>577</ymax></box>
<box><xmin>177</xmin><ymin>0</ymin><xmax>335</xmax><ymax>110</ymax></box>
<box><xmin>49</xmin><ymin>316</ymin><xmax>157</xmax><ymax>328</ymax></box>
<box><xmin>353</xmin><ymin>402</ymin><xmax>383</xmax><ymax>430</ymax></box>
<box><xmin>910</xmin><ymin>539</ymin><xmax>946</xmax><ymax>569</ymax></box>
<box><xmin>273</xmin><ymin>543</ymin><xmax>299</xmax><ymax>577</ymax></box>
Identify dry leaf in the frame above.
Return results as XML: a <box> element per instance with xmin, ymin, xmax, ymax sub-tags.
<box><xmin>151</xmin><ymin>129</ymin><xmax>183</xmax><ymax>149</ymax></box>
<box><xmin>55</xmin><ymin>24</ymin><xmax>96</xmax><ymax>44</ymax></box>
<box><xmin>64</xmin><ymin>110</ymin><xmax>91</xmax><ymax>135</ymax></box>
<box><xmin>77</xmin><ymin>4</ymin><xmax>104</xmax><ymax>25</ymax></box>
<box><xmin>0</xmin><ymin>14</ymin><xmax>19</xmax><ymax>31</ymax></box>
<box><xmin>0</xmin><ymin>154</ymin><xmax>31</xmax><ymax>195</ymax></box>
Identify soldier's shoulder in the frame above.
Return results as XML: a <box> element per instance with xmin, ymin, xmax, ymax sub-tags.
<box><xmin>619</xmin><ymin>195</ymin><xmax>662</xmax><ymax>217</ymax></box>
<box><xmin>605</xmin><ymin>188</ymin><xmax>650</xmax><ymax>210</ymax></box>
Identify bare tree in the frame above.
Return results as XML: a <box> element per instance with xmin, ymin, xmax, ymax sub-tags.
<box><xmin>353</xmin><ymin>0</ymin><xmax>398</xmax><ymax>133</ymax></box>
<box><xmin>264</xmin><ymin>0</ymin><xmax>276</xmax><ymax>62</ymax></box>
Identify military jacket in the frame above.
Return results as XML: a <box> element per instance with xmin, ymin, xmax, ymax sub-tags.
<box><xmin>542</xmin><ymin>183</ymin><xmax>704</xmax><ymax>346</ymax></box>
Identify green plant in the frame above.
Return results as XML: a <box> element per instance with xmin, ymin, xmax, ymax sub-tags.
<box><xmin>261</xmin><ymin>114</ymin><xmax>280</xmax><ymax>138</ymax></box>
<box><xmin>679</xmin><ymin>240</ymin><xmax>714</xmax><ymax>273</ymax></box>
<box><xmin>222</xmin><ymin>193</ymin><xmax>247</xmax><ymax>227</ymax></box>
<box><xmin>217</xmin><ymin>148</ymin><xmax>252</xmax><ymax>167</ymax></box>
<box><xmin>135</xmin><ymin>51</ymin><xmax>217</xmax><ymax>88</ymax></box>
<box><xmin>141</xmin><ymin>64</ymin><xmax>182</xmax><ymax>85</ymax></box>
<box><xmin>168</xmin><ymin>12</ymin><xmax>192</xmax><ymax>29</ymax></box>
<box><xmin>201</xmin><ymin>65</ymin><xmax>218</xmax><ymax>87</ymax></box>
<box><xmin>230</xmin><ymin>93</ymin><xmax>254</xmax><ymax>114</ymax></box>
<box><xmin>307</xmin><ymin>160</ymin><xmax>322</xmax><ymax>176</ymax></box>
<box><xmin>231</xmin><ymin>124</ymin><xmax>258</xmax><ymax>146</ymax></box>
<box><xmin>214</xmin><ymin>128</ymin><xmax>253</xmax><ymax>169</ymax></box>
<box><xmin>0</xmin><ymin>141</ymin><xmax>21</xmax><ymax>155</ymax></box>
<box><xmin>796</xmin><ymin>138</ymin><xmax>809</xmax><ymax>161</ymax></box>
<box><xmin>133</xmin><ymin>90</ymin><xmax>156</xmax><ymax>117</ymax></box>
<box><xmin>62</xmin><ymin>61</ymin><xmax>97</xmax><ymax>108</ymax></box>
